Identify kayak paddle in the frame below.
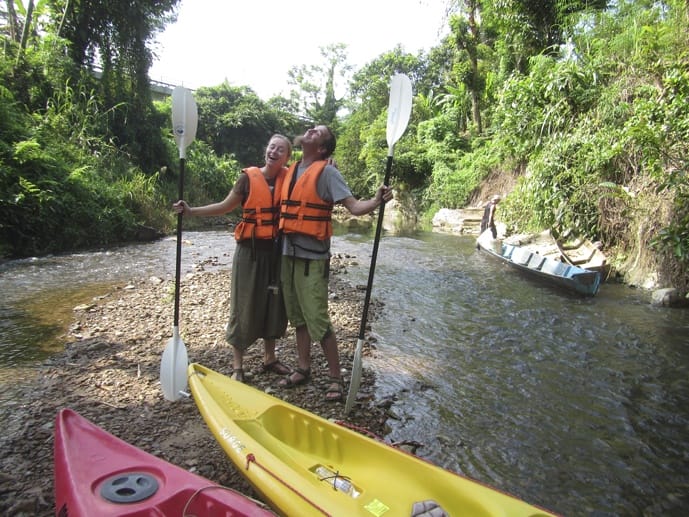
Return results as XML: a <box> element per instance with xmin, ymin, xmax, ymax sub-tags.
<box><xmin>160</xmin><ymin>86</ymin><xmax>198</xmax><ymax>402</ymax></box>
<box><xmin>344</xmin><ymin>73</ymin><xmax>413</xmax><ymax>414</ymax></box>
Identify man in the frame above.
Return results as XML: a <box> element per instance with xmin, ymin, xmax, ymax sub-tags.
<box><xmin>277</xmin><ymin>125</ymin><xmax>393</xmax><ymax>402</ymax></box>
<box><xmin>480</xmin><ymin>194</ymin><xmax>501</xmax><ymax>239</ymax></box>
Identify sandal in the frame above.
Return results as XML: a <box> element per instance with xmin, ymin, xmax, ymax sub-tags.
<box><xmin>262</xmin><ymin>360</ymin><xmax>291</xmax><ymax>376</ymax></box>
<box><xmin>325</xmin><ymin>377</ymin><xmax>344</xmax><ymax>402</ymax></box>
<box><xmin>278</xmin><ymin>367</ymin><xmax>310</xmax><ymax>388</ymax></box>
<box><xmin>231</xmin><ymin>369</ymin><xmax>244</xmax><ymax>382</ymax></box>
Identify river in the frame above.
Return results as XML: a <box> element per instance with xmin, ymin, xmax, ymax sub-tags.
<box><xmin>2</xmin><ymin>228</ymin><xmax>688</xmax><ymax>515</ymax></box>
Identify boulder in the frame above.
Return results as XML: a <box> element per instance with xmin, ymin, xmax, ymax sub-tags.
<box><xmin>651</xmin><ymin>288</ymin><xmax>688</xmax><ymax>307</ymax></box>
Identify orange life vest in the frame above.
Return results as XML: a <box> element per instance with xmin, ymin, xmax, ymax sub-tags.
<box><xmin>234</xmin><ymin>166</ymin><xmax>286</xmax><ymax>241</ymax></box>
<box><xmin>279</xmin><ymin>161</ymin><xmax>333</xmax><ymax>240</ymax></box>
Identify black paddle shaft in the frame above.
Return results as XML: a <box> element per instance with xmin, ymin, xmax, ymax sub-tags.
<box><xmin>357</xmin><ymin>154</ymin><xmax>394</xmax><ymax>339</ymax></box>
<box><xmin>173</xmin><ymin>157</ymin><xmax>185</xmax><ymax>327</ymax></box>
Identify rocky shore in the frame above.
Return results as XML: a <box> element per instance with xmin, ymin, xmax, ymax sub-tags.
<box><xmin>0</xmin><ymin>253</ymin><xmax>390</xmax><ymax>516</ymax></box>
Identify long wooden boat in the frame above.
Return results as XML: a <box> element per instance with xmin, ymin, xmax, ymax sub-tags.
<box><xmin>555</xmin><ymin>235</ymin><xmax>608</xmax><ymax>275</ymax></box>
<box><xmin>54</xmin><ymin>408</ymin><xmax>275</xmax><ymax>517</ymax></box>
<box><xmin>477</xmin><ymin>231</ymin><xmax>601</xmax><ymax>296</ymax></box>
<box><xmin>188</xmin><ymin>362</ymin><xmax>559</xmax><ymax>517</ymax></box>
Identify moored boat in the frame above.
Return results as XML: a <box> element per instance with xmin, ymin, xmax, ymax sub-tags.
<box><xmin>555</xmin><ymin>234</ymin><xmax>608</xmax><ymax>275</ymax></box>
<box><xmin>54</xmin><ymin>408</ymin><xmax>275</xmax><ymax>517</ymax></box>
<box><xmin>477</xmin><ymin>230</ymin><xmax>602</xmax><ymax>296</ymax></box>
<box><xmin>188</xmin><ymin>362</ymin><xmax>559</xmax><ymax>517</ymax></box>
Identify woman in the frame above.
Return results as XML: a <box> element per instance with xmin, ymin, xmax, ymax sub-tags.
<box><xmin>173</xmin><ymin>134</ymin><xmax>293</xmax><ymax>381</ymax></box>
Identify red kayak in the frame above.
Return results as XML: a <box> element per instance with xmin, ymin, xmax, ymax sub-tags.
<box><xmin>54</xmin><ymin>408</ymin><xmax>275</xmax><ymax>516</ymax></box>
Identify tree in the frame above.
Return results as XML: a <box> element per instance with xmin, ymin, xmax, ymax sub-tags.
<box><xmin>338</xmin><ymin>48</ymin><xmax>429</xmax><ymax>196</ymax></box>
<box><xmin>3</xmin><ymin>0</ymin><xmax>20</xmax><ymax>41</ymax></box>
<box><xmin>450</xmin><ymin>4</ymin><xmax>485</xmax><ymax>133</ymax></box>
<box><xmin>194</xmin><ymin>82</ymin><xmax>301</xmax><ymax>167</ymax></box>
<box><xmin>287</xmin><ymin>43</ymin><xmax>352</xmax><ymax>127</ymax></box>
<box><xmin>42</xmin><ymin>0</ymin><xmax>181</xmax><ymax>170</ymax></box>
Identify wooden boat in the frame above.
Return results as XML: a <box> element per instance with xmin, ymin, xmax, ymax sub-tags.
<box><xmin>188</xmin><ymin>362</ymin><xmax>559</xmax><ymax>517</ymax></box>
<box><xmin>477</xmin><ymin>231</ymin><xmax>601</xmax><ymax>296</ymax></box>
<box><xmin>555</xmin><ymin>234</ymin><xmax>608</xmax><ymax>275</ymax></box>
<box><xmin>54</xmin><ymin>408</ymin><xmax>275</xmax><ymax>517</ymax></box>
<box><xmin>502</xmin><ymin>229</ymin><xmax>608</xmax><ymax>276</ymax></box>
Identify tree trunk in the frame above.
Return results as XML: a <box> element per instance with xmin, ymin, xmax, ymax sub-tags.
<box><xmin>467</xmin><ymin>1</ymin><xmax>483</xmax><ymax>134</ymax></box>
<box><xmin>18</xmin><ymin>0</ymin><xmax>35</xmax><ymax>51</ymax></box>
<box><xmin>5</xmin><ymin>0</ymin><xmax>19</xmax><ymax>42</ymax></box>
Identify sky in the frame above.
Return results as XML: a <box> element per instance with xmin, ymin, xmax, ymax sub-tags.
<box><xmin>148</xmin><ymin>0</ymin><xmax>450</xmax><ymax>100</ymax></box>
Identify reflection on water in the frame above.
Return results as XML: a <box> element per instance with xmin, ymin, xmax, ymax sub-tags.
<box><xmin>335</xmin><ymin>230</ymin><xmax>689</xmax><ymax>515</ymax></box>
<box><xmin>2</xmin><ymin>229</ymin><xmax>689</xmax><ymax>514</ymax></box>
<box><xmin>1</xmin><ymin>284</ymin><xmax>122</xmax><ymax>367</ymax></box>
<box><xmin>0</xmin><ymin>234</ymin><xmax>236</xmax><ymax>382</ymax></box>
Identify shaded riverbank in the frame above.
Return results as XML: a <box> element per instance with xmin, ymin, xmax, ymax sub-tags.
<box><xmin>0</xmin><ymin>253</ymin><xmax>389</xmax><ymax>516</ymax></box>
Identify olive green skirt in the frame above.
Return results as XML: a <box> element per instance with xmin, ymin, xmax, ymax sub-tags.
<box><xmin>225</xmin><ymin>241</ymin><xmax>287</xmax><ymax>350</ymax></box>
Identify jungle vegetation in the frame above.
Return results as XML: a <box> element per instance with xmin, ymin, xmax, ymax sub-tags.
<box><xmin>1</xmin><ymin>0</ymin><xmax>687</xmax><ymax>288</ymax></box>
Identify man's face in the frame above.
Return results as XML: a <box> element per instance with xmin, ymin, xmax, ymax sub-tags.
<box><xmin>303</xmin><ymin>125</ymin><xmax>328</xmax><ymax>146</ymax></box>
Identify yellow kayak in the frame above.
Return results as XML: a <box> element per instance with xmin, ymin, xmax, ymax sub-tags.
<box><xmin>188</xmin><ymin>363</ymin><xmax>558</xmax><ymax>517</ymax></box>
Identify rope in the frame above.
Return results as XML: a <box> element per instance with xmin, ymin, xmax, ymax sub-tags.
<box><xmin>245</xmin><ymin>453</ymin><xmax>332</xmax><ymax>517</ymax></box>
<box><xmin>334</xmin><ymin>420</ymin><xmax>384</xmax><ymax>441</ymax></box>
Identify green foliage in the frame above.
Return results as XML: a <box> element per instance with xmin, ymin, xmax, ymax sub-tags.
<box><xmin>288</xmin><ymin>43</ymin><xmax>353</xmax><ymax>126</ymax></box>
<box><xmin>1</xmin><ymin>0</ymin><xmax>688</xmax><ymax>292</ymax></box>
<box><xmin>0</xmin><ymin>45</ymin><xmax>174</xmax><ymax>257</ymax></box>
<box><xmin>421</xmin><ymin>0</ymin><xmax>689</xmax><ymax>287</ymax></box>
<box><xmin>423</xmin><ymin>143</ymin><xmax>498</xmax><ymax>210</ymax></box>
<box><xmin>504</xmin><ymin>128</ymin><xmax>616</xmax><ymax>235</ymax></box>
<box><xmin>194</xmin><ymin>83</ymin><xmax>301</xmax><ymax>167</ymax></box>
<box><xmin>647</xmin><ymin>66</ymin><xmax>689</xmax><ymax>264</ymax></box>
<box><xmin>337</xmin><ymin>48</ymin><xmax>428</xmax><ymax>198</ymax></box>
<box><xmin>178</xmin><ymin>142</ymin><xmax>239</xmax><ymax>205</ymax></box>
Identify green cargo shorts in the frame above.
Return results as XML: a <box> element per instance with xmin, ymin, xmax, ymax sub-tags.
<box><xmin>281</xmin><ymin>255</ymin><xmax>333</xmax><ymax>342</ymax></box>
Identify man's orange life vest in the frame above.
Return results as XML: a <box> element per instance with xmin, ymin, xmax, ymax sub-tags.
<box><xmin>279</xmin><ymin>161</ymin><xmax>333</xmax><ymax>240</ymax></box>
<box><xmin>234</xmin><ymin>166</ymin><xmax>286</xmax><ymax>241</ymax></box>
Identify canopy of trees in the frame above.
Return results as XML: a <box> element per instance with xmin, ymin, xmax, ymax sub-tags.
<box><xmin>1</xmin><ymin>0</ymin><xmax>687</xmax><ymax>289</ymax></box>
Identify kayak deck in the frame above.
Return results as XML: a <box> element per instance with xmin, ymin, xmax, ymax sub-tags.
<box><xmin>53</xmin><ymin>408</ymin><xmax>275</xmax><ymax>516</ymax></box>
<box><xmin>189</xmin><ymin>362</ymin><xmax>559</xmax><ymax>516</ymax></box>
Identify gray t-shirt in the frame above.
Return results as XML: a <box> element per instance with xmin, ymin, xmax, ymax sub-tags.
<box><xmin>282</xmin><ymin>162</ymin><xmax>353</xmax><ymax>260</ymax></box>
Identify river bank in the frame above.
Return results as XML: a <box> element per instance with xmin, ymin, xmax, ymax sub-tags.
<box><xmin>0</xmin><ymin>253</ymin><xmax>390</xmax><ymax>516</ymax></box>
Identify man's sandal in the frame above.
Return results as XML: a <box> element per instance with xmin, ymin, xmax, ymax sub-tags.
<box><xmin>278</xmin><ymin>367</ymin><xmax>310</xmax><ymax>388</ymax></box>
<box><xmin>231</xmin><ymin>369</ymin><xmax>244</xmax><ymax>382</ymax></box>
<box><xmin>325</xmin><ymin>376</ymin><xmax>344</xmax><ymax>402</ymax></box>
<box><xmin>262</xmin><ymin>360</ymin><xmax>291</xmax><ymax>376</ymax></box>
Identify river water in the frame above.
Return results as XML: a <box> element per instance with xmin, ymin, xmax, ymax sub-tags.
<box><xmin>2</xmin><ymin>229</ymin><xmax>688</xmax><ymax>515</ymax></box>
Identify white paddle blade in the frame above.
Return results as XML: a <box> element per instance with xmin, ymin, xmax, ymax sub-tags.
<box><xmin>160</xmin><ymin>326</ymin><xmax>188</xmax><ymax>401</ymax></box>
<box><xmin>386</xmin><ymin>73</ymin><xmax>413</xmax><ymax>155</ymax></box>
<box><xmin>171</xmin><ymin>86</ymin><xmax>198</xmax><ymax>159</ymax></box>
<box><xmin>344</xmin><ymin>339</ymin><xmax>364</xmax><ymax>414</ymax></box>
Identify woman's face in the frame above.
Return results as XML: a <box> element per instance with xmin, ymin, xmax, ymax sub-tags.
<box><xmin>265</xmin><ymin>136</ymin><xmax>291</xmax><ymax>168</ymax></box>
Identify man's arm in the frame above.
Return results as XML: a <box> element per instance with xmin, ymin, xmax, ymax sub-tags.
<box><xmin>339</xmin><ymin>185</ymin><xmax>393</xmax><ymax>216</ymax></box>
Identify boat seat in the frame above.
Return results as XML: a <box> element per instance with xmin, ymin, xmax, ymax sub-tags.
<box><xmin>541</xmin><ymin>258</ymin><xmax>570</xmax><ymax>276</ymax></box>
<box><xmin>511</xmin><ymin>247</ymin><xmax>532</xmax><ymax>265</ymax></box>
<box><xmin>527</xmin><ymin>254</ymin><xmax>545</xmax><ymax>270</ymax></box>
